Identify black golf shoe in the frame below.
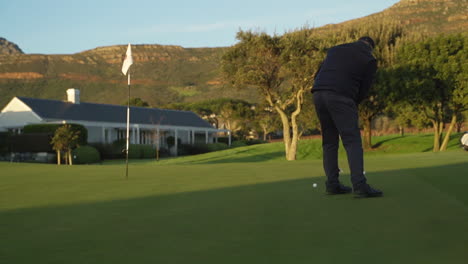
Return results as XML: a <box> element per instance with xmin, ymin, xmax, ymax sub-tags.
<box><xmin>354</xmin><ymin>184</ymin><xmax>383</xmax><ymax>198</ymax></box>
<box><xmin>326</xmin><ymin>184</ymin><xmax>352</xmax><ymax>195</ymax></box>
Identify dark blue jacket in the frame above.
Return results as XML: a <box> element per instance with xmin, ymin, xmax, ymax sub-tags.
<box><xmin>312</xmin><ymin>41</ymin><xmax>377</xmax><ymax>104</ymax></box>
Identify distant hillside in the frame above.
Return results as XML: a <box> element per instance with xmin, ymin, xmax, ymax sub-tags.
<box><xmin>0</xmin><ymin>38</ymin><xmax>23</xmax><ymax>55</ymax></box>
<box><xmin>319</xmin><ymin>0</ymin><xmax>468</xmax><ymax>34</ymax></box>
<box><xmin>0</xmin><ymin>45</ymin><xmax>255</xmax><ymax>108</ymax></box>
<box><xmin>0</xmin><ymin>0</ymin><xmax>466</xmax><ymax>109</ymax></box>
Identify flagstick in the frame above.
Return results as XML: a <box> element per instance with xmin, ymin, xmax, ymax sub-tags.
<box><xmin>125</xmin><ymin>72</ymin><xmax>131</xmax><ymax>179</ymax></box>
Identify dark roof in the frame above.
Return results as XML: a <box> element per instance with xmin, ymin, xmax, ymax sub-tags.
<box><xmin>17</xmin><ymin>97</ymin><xmax>214</xmax><ymax>129</ymax></box>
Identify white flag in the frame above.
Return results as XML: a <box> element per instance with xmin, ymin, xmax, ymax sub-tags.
<box><xmin>121</xmin><ymin>44</ymin><xmax>133</xmax><ymax>75</ymax></box>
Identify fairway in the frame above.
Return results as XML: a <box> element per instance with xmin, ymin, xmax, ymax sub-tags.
<box><xmin>1</xmin><ymin>151</ymin><xmax>468</xmax><ymax>264</ymax></box>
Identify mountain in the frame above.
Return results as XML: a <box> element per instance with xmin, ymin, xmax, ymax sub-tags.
<box><xmin>0</xmin><ymin>45</ymin><xmax>248</xmax><ymax>108</ymax></box>
<box><xmin>0</xmin><ymin>0</ymin><xmax>466</xmax><ymax>108</ymax></box>
<box><xmin>319</xmin><ymin>0</ymin><xmax>468</xmax><ymax>34</ymax></box>
<box><xmin>0</xmin><ymin>38</ymin><xmax>23</xmax><ymax>55</ymax></box>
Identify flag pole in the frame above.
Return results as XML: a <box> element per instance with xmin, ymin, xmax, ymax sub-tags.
<box><xmin>122</xmin><ymin>43</ymin><xmax>133</xmax><ymax>180</ymax></box>
<box><xmin>125</xmin><ymin>72</ymin><xmax>130</xmax><ymax>180</ymax></box>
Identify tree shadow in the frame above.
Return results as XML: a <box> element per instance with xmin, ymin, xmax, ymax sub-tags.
<box><xmin>372</xmin><ymin>135</ymin><xmax>405</xmax><ymax>148</ymax></box>
<box><xmin>174</xmin><ymin>150</ymin><xmax>286</xmax><ymax>165</ymax></box>
<box><xmin>1</xmin><ymin>162</ymin><xmax>468</xmax><ymax>264</ymax></box>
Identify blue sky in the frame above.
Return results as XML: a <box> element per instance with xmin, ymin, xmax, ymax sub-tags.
<box><xmin>1</xmin><ymin>0</ymin><xmax>400</xmax><ymax>54</ymax></box>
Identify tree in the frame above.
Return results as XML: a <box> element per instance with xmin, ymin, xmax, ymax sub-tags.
<box><xmin>217</xmin><ymin>100</ymin><xmax>255</xmax><ymax>138</ymax></box>
<box><xmin>124</xmin><ymin>97</ymin><xmax>150</xmax><ymax>107</ymax></box>
<box><xmin>396</xmin><ymin>34</ymin><xmax>468</xmax><ymax>151</ymax></box>
<box><xmin>296</xmin><ymin>94</ymin><xmax>321</xmax><ymax>137</ymax></box>
<box><xmin>254</xmin><ymin>106</ymin><xmax>281</xmax><ymax>141</ymax></box>
<box><xmin>222</xmin><ymin>29</ymin><xmax>320</xmax><ymax>160</ymax></box>
<box><xmin>166</xmin><ymin>98</ymin><xmax>256</xmax><ymax>138</ymax></box>
<box><xmin>50</xmin><ymin>124</ymin><xmax>80</xmax><ymax>165</ymax></box>
<box><xmin>387</xmin><ymin>102</ymin><xmax>429</xmax><ymax>136</ymax></box>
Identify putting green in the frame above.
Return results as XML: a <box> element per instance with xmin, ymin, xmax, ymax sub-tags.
<box><xmin>1</xmin><ymin>151</ymin><xmax>467</xmax><ymax>264</ymax></box>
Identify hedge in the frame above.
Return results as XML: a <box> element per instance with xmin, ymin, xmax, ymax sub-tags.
<box><xmin>180</xmin><ymin>143</ymin><xmax>228</xmax><ymax>155</ymax></box>
<box><xmin>90</xmin><ymin>143</ymin><xmax>124</xmax><ymax>159</ymax></box>
<box><xmin>23</xmin><ymin>124</ymin><xmax>88</xmax><ymax>145</ymax></box>
<box><xmin>0</xmin><ymin>132</ymin><xmax>9</xmax><ymax>154</ymax></box>
<box><xmin>166</xmin><ymin>136</ymin><xmax>182</xmax><ymax>148</ymax></box>
<box><xmin>9</xmin><ymin>133</ymin><xmax>54</xmax><ymax>152</ymax></box>
<box><xmin>231</xmin><ymin>141</ymin><xmax>248</xmax><ymax>148</ymax></box>
<box><xmin>128</xmin><ymin>144</ymin><xmax>157</xmax><ymax>159</ymax></box>
<box><xmin>72</xmin><ymin>146</ymin><xmax>101</xmax><ymax>164</ymax></box>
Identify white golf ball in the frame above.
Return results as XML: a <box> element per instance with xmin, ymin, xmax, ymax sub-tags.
<box><xmin>313</xmin><ymin>183</ymin><xmax>317</xmax><ymax>188</ymax></box>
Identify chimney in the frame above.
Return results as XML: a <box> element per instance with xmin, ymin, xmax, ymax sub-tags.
<box><xmin>67</xmin><ymin>88</ymin><xmax>80</xmax><ymax>104</ymax></box>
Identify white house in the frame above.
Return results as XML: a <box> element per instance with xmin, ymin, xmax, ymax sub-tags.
<box><xmin>0</xmin><ymin>89</ymin><xmax>231</xmax><ymax>155</ymax></box>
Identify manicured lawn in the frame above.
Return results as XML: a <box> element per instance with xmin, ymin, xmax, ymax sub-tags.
<box><xmin>151</xmin><ymin>133</ymin><xmax>464</xmax><ymax>165</ymax></box>
<box><xmin>1</xmin><ymin>149</ymin><xmax>467</xmax><ymax>263</ymax></box>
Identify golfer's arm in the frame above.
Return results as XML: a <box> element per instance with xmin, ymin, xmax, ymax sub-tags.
<box><xmin>357</xmin><ymin>60</ymin><xmax>377</xmax><ymax>104</ymax></box>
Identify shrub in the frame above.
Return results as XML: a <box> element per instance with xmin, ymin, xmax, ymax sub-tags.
<box><xmin>129</xmin><ymin>144</ymin><xmax>156</xmax><ymax>159</ymax></box>
<box><xmin>231</xmin><ymin>141</ymin><xmax>247</xmax><ymax>148</ymax></box>
<box><xmin>90</xmin><ymin>143</ymin><xmax>157</xmax><ymax>160</ymax></box>
<box><xmin>217</xmin><ymin>136</ymin><xmax>240</xmax><ymax>145</ymax></box>
<box><xmin>23</xmin><ymin>124</ymin><xmax>87</xmax><ymax>145</ymax></box>
<box><xmin>180</xmin><ymin>143</ymin><xmax>209</xmax><ymax>155</ymax></box>
<box><xmin>0</xmin><ymin>132</ymin><xmax>10</xmax><ymax>154</ymax></box>
<box><xmin>166</xmin><ymin>136</ymin><xmax>182</xmax><ymax>148</ymax></box>
<box><xmin>90</xmin><ymin>143</ymin><xmax>124</xmax><ymax>159</ymax></box>
<box><xmin>206</xmin><ymin>143</ymin><xmax>228</xmax><ymax>152</ymax></box>
<box><xmin>157</xmin><ymin>148</ymin><xmax>170</xmax><ymax>158</ymax></box>
<box><xmin>141</xmin><ymin>145</ymin><xmax>156</xmax><ymax>158</ymax></box>
<box><xmin>72</xmin><ymin>146</ymin><xmax>100</xmax><ymax>164</ymax></box>
<box><xmin>180</xmin><ymin>143</ymin><xmax>228</xmax><ymax>155</ymax></box>
<box><xmin>128</xmin><ymin>144</ymin><xmax>143</xmax><ymax>159</ymax></box>
<box><xmin>245</xmin><ymin>139</ymin><xmax>267</xmax><ymax>145</ymax></box>
<box><xmin>9</xmin><ymin>133</ymin><xmax>54</xmax><ymax>152</ymax></box>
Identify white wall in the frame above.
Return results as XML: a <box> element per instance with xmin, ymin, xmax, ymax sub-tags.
<box><xmin>0</xmin><ymin>97</ymin><xmax>43</xmax><ymax>129</ymax></box>
<box><xmin>86</xmin><ymin>126</ymin><xmax>103</xmax><ymax>143</ymax></box>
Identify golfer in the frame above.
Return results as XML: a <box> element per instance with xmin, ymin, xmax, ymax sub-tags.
<box><xmin>312</xmin><ymin>36</ymin><xmax>383</xmax><ymax>198</ymax></box>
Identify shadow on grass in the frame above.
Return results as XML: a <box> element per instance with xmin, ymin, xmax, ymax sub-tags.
<box><xmin>372</xmin><ymin>135</ymin><xmax>404</xmax><ymax>148</ymax></box>
<box><xmin>1</xmin><ymin>162</ymin><xmax>468</xmax><ymax>264</ymax></box>
<box><xmin>174</xmin><ymin>150</ymin><xmax>286</xmax><ymax>165</ymax></box>
<box><xmin>422</xmin><ymin>133</ymin><xmax>464</xmax><ymax>152</ymax></box>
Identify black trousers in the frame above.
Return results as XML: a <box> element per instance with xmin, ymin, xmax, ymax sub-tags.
<box><xmin>313</xmin><ymin>91</ymin><xmax>367</xmax><ymax>189</ymax></box>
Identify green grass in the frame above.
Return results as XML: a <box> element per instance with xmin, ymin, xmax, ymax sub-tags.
<box><xmin>152</xmin><ymin>133</ymin><xmax>464</xmax><ymax>165</ymax></box>
<box><xmin>1</xmin><ymin>142</ymin><xmax>468</xmax><ymax>263</ymax></box>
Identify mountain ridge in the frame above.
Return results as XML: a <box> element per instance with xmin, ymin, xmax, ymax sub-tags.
<box><xmin>0</xmin><ymin>38</ymin><xmax>23</xmax><ymax>55</ymax></box>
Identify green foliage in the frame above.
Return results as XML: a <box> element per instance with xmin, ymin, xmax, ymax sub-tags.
<box><xmin>50</xmin><ymin>125</ymin><xmax>81</xmax><ymax>152</ymax></box>
<box><xmin>24</xmin><ymin>123</ymin><xmax>87</xmax><ymax>145</ymax></box>
<box><xmin>222</xmin><ymin>29</ymin><xmax>323</xmax><ymax>160</ymax></box>
<box><xmin>0</xmin><ymin>132</ymin><xmax>9</xmax><ymax>154</ymax></box>
<box><xmin>167</xmin><ymin>98</ymin><xmax>257</xmax><ymax>138</ymax></box>
<box><xmin>166</xmin><ymin>136</ymin><xmax>181</xmax><ymax>148</ymax></box>
<box><xmin>207</xmin><ymin>143</ymin><xmax>229</xmax><ymax>152</ymax></box>
<box><xmin>396</xmin><ymin>34</ymin><xmax>467</xmax><ymax>108</ymax></box>
<box><xmin>72</xmin><ymin>145</ymin><xmax>101</xmax><ymax>164</ymax></box>
<box><xmin>129</xmin><ymin>144</ymin><xmax>156</xmax><ymax>159</ymax></box>
<box><xmin>180</xmin><ymin>143</ymin><xmax>229</xmax><ymax>155</ymax></box>
<box><xmin>124</xmin><ymin>97</ymin><xmax>150</xmax><ymax>107</ymax></box>
<box><xmin>230</xmin><ymin>141</ymin><xmax>248</xmax><ymax>148</ymax></box>
<box><xmin>395</xmin><ymin>34</ymin><xmax>468</xmax><ymax>151</ymax></box>
<box><xmin>90</xmin><ymin>143</ymin><xmax>124</xmax><ymax>159</ymax></box>
<box><xmin>230</xmin><ymin>139</ymin><xmax>267</xmax><ymax>149</ymax></box>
